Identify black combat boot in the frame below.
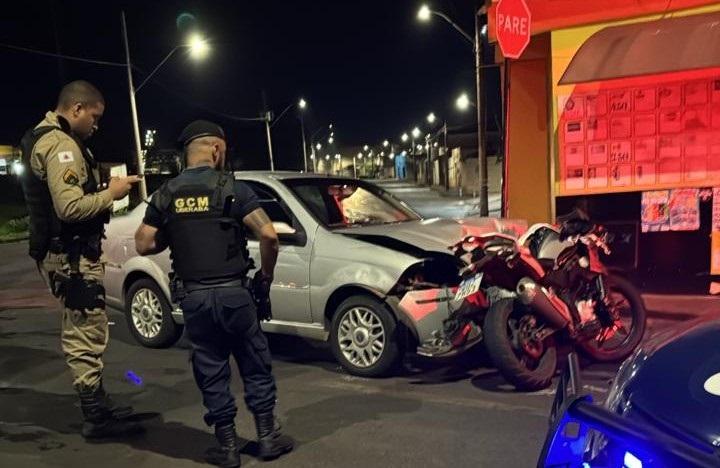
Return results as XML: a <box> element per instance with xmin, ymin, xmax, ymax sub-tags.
<box><xmin>254</xmin><ymin>412</ymin><xmax>293</xmax><ymax>461</ymax></box>
<box><xmin>205</xmin><ymin>422</ymin><xmax>241</xmax><ymax>468</ymax></box>
<box><xmin>79</xmin><ymin>388</ymin><xmax>143</xmax><ymax>439</ymax></box>
<box><xmin>96</xmin><ymin>382</ymin><xmax>134</xmax><ymax>419</ymax></box>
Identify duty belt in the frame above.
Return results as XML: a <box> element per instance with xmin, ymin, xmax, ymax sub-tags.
<box><xmin>183</xmin><ymin>277</ymin><xmax>249</xmax><ymax>293</ymax></box>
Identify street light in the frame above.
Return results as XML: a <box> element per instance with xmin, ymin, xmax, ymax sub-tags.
<box><xmin>427</xmin><ymin>112</ymin><xmax>436</xmax><ymax>124</ymax></box>
<box><xmin>412</xmin><ymin>127</ymin><xmax>421</xmax><ymax>139</ymax></box>
<box><xmin>328</xmin><ymin>136</ymin><xmax>334</xmax><ymax>144</ymax></box>
<box><xmin>401</xmin><ymin>133</ymin><xmax>409</xmax><ymax>142</ymax></box>
<box><xmin>316</xmin><ymin>143</ymin><xmax>322</xmax><ymax>150</ymax></box>
<box><xmin>188</xmin><ymin>34</ymin><xmax>210</xmax><ymax>59</ymax></box>
<box><xmin>267</xmin><ymin>97</ymin><xmax>310</xmax><ymax>171</ymax></box>
<box><xmin>363</xmin><ymin>145</ymin><xmax>369</xmax><ymax>151</ymax></box>
<box><xmin>383</xmin><ymin>140</ymin><xmax>389</xmax><ymax>147</ymax></box>
<box><xmin>456</xmin><ymin>92</ymin><xmax>472</xmax><ymax>111</ymax></box>
<box><xmin>121</xmin><ymin>11</ymin><xmax>210</xmax><ymax>200</ymax></box>
<box><xmin>416</xmin><ymin>4</ymin><xmax>474</xmax><ymax>44</ymax></box>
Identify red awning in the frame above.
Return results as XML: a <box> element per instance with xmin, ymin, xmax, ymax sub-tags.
<box><xmin>558</xmin><ymin>11</ymin><xmax>720</xmax><ymax>84</ymax></box>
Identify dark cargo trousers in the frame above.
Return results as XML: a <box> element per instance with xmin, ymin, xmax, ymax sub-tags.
<box><xmin>180</xmin><ymin>286</ymin><xmax>277</xmax><ymax>426</ymax></box>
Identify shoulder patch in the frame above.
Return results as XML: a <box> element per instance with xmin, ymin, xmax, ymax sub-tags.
<box><xmin>58</xmin><ymin>151</ymin><xmax>74</xmax><ymax>163</ymax></box>
<box><xmin>62</xmin><ymin>168</ymin><xmax>80</xmax><ymax>186</ymax></box>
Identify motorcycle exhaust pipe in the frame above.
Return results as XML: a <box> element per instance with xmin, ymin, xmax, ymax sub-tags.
<box><xmin>516</xmin><ymin>278</ymin><xmax>571</xmax><ymax>330</ymax></box>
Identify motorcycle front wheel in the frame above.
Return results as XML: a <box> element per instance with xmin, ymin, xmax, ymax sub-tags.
<box><xmin>577</xmin><ymin>274</ymin><xmax>646</xmax><ymax>362</ymax></box>
<box><xmin>484</xmin><ymin>298</ymin><xmax>557</xmax><ymax>391</ymax></box>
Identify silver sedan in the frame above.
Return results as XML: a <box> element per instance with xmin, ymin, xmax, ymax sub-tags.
<box><xmin>103</xmin><ymin>172</ymin><xmax>523</xmax><ymax>377</ymax></box>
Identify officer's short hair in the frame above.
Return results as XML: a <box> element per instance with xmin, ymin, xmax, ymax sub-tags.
<box><xmin>56</xmin><ymin>80</ymin><xmax>105</xmax><ymax>111</ymax></box>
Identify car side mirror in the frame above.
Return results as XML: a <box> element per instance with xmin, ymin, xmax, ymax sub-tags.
<box><xmin>272</xmin><ymin>221</ymin><xmax>296</xmax><ymax>235</ymax></box>
<box><xmin>272</xmin><ymin>221</ymin><xmax>306</xmax><ymax>246</ymax></box>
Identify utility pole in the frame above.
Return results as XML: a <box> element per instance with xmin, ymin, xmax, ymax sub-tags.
<box><xmin>121</xmin><ymin>11</ymin><xmax>147</xmax><ymax>200</ymax></box>
<box><xmin>475</xmin><ymin>9</ymin><xmax>489</xmax><ymax>215</ymax></box>
<box><xmin>264</xmin><ymin>112</ymin><xmax>275</xmax><ymax>171</ymax></box>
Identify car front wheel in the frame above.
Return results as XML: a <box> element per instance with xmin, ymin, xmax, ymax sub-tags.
<box><xmin>330</xmin><ymin>295</ymin><xmax>402</xmax><ymax>377</ymax></box>
<box><xmin>124</xmin><ymin>278</ymin><xmax>183</xmax><ymax>348</ymax></box>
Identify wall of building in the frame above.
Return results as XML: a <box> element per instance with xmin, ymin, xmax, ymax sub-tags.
<box><xmin>504</xmin><ymin>34</ymin><xmax>553</xmax><ymax>224</ymax></box>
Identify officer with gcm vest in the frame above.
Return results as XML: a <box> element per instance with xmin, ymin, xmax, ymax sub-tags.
<box><xmin>19</xmin><ymin>81</ymin><xmax>142</xmax><ymax>438</ymax></box>
<box><xmin>135</xmin><ymin>120</ymin><xmax>293</xmax><ymax>467</ymax></box>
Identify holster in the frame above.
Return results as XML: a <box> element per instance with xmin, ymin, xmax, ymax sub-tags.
<box><xmin>169</xmin><ymin>272</ymin><xmax>187</xmax><ymax>304</ymax></box>
<box><xmin>53</xmin><ymin>236</ymin><xmax>105</xmax><ymax>312</ymax></box>
<box><xmin>51</xmin><ymin>270</ymin><xmax>105</xmax><ymax>312</ymax></box>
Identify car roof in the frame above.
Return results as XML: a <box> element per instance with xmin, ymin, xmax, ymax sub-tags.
<box><xmin>233</xmin><ymin>171</ymin><xmax>360</xmax><ymax>183</ymax></box>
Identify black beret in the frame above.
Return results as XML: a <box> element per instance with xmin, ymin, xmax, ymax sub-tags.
<box><xmin>177</xmin><ymin>120</ymin><xmax>225</xmax><ymax>146</ymax></box>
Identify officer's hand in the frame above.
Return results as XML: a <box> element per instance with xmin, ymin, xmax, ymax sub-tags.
<box><xmin>252</xmin><ymin>270</ymin><xmax>272</xmax><ymax>300</ymax></box>
<box><xmin>252</xmin><ymin>270</ymin><xmax>273</xmax><ymax>321</ymax></box>
<box><xmin>108</xmin><ymin>175</ymin><xmax>142</xmax><ymax>200</ymax></box>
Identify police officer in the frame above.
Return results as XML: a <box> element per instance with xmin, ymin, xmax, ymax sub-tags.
<box><xmin>135</xmin><ymin>120</ymin><xmax>293</xmax><ymax>467</ymax></box>
<box><xmin>19</xmin><ymin>80</ymin><xmax>142</xmax><ymax>438</ymax></box>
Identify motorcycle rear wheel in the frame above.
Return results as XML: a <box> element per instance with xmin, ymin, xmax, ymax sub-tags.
<box><xmin>484</xmin><ymin>298</ymin><xmax>557</xmax><ymax>391</ymax></box>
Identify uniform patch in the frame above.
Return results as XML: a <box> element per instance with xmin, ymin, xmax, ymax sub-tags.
<box><xmin>62</xmin><ymin>168</ymin><xmax>80</xmax><ymax>185</ymax></box>
<box><xmin>58</xmin><ymin>151</ymin><xmax>74</xmax><ymax>163</ymax></box>
<box><xmin>174</xmin><ymin>196</ymin><xmax>210</xmax><ymax>213</ymax></box>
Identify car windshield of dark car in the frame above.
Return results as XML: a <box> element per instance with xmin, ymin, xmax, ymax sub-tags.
<box><xmin>284</xmin><ymin>179</ymin><xmax>420</xmax><ymax>228</ymax></box>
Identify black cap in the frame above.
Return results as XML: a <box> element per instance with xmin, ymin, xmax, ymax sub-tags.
<box><xmin>177</xmin><ymin>120</ymin><xmax>225</xmax><ymax>147</ymax></box>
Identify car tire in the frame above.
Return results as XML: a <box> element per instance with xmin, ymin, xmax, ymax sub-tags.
<box><xmin>330</xmin><ymin>295</ymin><xmax>402</xmax><ymax>378</ymax></box>
<box><xmin>125</xmin><ymin>278</ymin><xmax>183</xmax><ymax>348</ymax></box>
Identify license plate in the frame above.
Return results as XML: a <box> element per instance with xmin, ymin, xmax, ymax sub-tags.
<box><xmin>454</xmin><ymin>273</ymin><xmax>483</xmax><ymax>302</ymax></box>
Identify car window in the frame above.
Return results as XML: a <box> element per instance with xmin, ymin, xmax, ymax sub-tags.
<box><xmin>284</xmin><ymin>178</ymin><xmax>420</xmax><ymax>228</ymax></box>
<box><xmin>242</xmin><ymin>180</ymin><xmax>298</xmax><ymax>240</ymax></box>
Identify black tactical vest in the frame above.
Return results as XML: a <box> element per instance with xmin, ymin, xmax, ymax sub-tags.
<box><xmin>19</xmin><ymin>119</ymin><xmax>106</xmax><ymax>261</ymax></box>
<box><xmin>164</xmin><ymin>170</ymin><xmax>250</xmax><ymax>282</ymax></box>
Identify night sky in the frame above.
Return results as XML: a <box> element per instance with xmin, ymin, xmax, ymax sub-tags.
<box><xmin>0</xmin><ymin>0</ymin><xmax>496</xmax><ymax>171</ymax></box>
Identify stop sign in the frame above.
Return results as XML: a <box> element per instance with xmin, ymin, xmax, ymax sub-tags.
<box><xmin>496</xmin><ymin>0</ymin><xmax>532</xmax><ymax>59</ymax></box>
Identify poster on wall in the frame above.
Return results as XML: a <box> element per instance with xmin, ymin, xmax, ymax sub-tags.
<box><xmin>641</xmin><ymin>190</ymin><xmax>670</xmax><ymax>232</ymax></box>
<box><xmin>668</xmin><ymin>188</ymin><xmax>700</xmax><ymax>231</ymax></box>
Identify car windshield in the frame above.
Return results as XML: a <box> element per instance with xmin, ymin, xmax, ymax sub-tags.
<box><xmin>283</xmin><ymin>178</ymin><xmax>421</xmax><ymax>228</ymax></box>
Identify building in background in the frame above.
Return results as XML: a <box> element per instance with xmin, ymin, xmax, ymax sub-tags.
<box><xmin>488</xmin><ymin>0</ymin><xmax>720</xmax><ymax>292</ymax></box>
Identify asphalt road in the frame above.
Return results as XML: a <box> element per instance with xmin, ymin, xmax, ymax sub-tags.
<box><xmin>0</xmin><ymin>240</ymin><xmax>627</xmax><ymax>468</ymax></box>
<box><xmin>0</xmin><ymin>181</ymin><xmax>683</xmax><ymax>468</ymax></box>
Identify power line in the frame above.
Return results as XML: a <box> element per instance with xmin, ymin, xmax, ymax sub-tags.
<box><xmin>0</xmin><ymin>42</ymin><xmax>127</xmax><ymax>67</ymax></box>
<box><xmin>1</xmin><ymin>42</ymin><xmax>266</xmax><ymax>123</ymax></box>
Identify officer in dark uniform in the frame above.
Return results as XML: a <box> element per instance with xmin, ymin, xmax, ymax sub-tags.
<box><xmin>134</xmin><ymin>120</ymin><xmax>293</xmax><ymax>467</ymax></box>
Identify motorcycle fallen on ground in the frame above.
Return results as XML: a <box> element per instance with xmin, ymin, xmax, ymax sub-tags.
<box><xmin>416</xmin><ymin>210</ymin><xmax>647</xmax><ymax>391</ymax></box>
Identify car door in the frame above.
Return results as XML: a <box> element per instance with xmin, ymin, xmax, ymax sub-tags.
<box><xmin>242</xmin><ymin>180</ymin><xmax>312</xmax><ymax>324</ymax></box>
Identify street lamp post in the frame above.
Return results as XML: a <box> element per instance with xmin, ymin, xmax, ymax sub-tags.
<box><xmin>299</xmin><ymin>98</ymin><xmax>308</xmax><ymax>172</ymax></box>
<box><xmin>121</xmin><ymin>12</ymin><xmax>145</xmax><ymax>199</ymax></box>
<box><xmin>418</xmin><ymin>4</ymin><xmax>489</xmax><ymax>215</ymax></box>
<box><xmin>121</xmin><ymin>12</ymin><xmax>209</xmax><ymax>200</ymax></box>
<box><xmin>266</xmin><ymin>98</ymin><xmax>309</xmax><ymax>172</ymax></box>
<box><xmin>264</xmin><ymin>112</ymin><xmax>275</xmax><ymax>171</ymax></box>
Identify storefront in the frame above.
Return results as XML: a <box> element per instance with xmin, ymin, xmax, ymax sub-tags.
<box><xmin>488</xmin><ymin>0</ymin><xmax>720</xmax><ymax>291</ymax></box>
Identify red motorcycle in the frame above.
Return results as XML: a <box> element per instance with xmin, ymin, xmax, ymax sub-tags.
<box><xmin>417</xmin><ymin>210</ymin><xmax>646</xmax><ymax>391</ymax></box>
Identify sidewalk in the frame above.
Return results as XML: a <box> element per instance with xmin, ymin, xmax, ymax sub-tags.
<box><xmin>643</xmin><ymin>293</ymin><xmax>720</xmax><ymax>321</ymax></box>
<box><xmin>369</xmin><ymin>178</ymin><xmax>490</xmax><ymax>200</ymax></box>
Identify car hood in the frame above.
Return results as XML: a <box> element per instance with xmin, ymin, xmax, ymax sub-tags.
<box><xmin>334</xmin><ymin>218</ymin><xmax>527</xmax><ymax>257</ymax></box>
<box><xmin>625</xmin><ymin>317</ymin><xmax>720</xmax><ymax>449</ymax></box>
